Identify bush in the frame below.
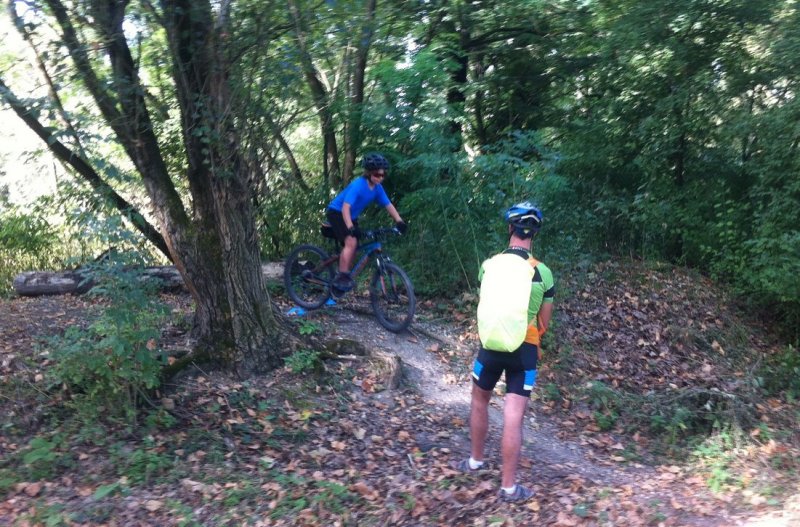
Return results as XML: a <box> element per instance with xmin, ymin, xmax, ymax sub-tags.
<box><xmin>0</xmin><ymin>207</ymin><xmax>59</xmax><ymax>296</ymax></box>
<box><xmin>757</xmin><ymin>345</ymin><xmax>800</xmax><ymax>400</ymax></box>
<box><xmin>49</xmin><ymin>261</ymin><xmax>169</xmax><ymax>423</ymax></box>
<box><xmin>284</xmin><ymin>349</ymin><xmax>322</xmax><ymax>374</ymax></box>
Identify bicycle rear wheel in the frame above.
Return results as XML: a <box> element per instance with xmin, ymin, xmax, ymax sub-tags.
<box><xmin>284</xmin><ymin>244</ymin><xmax>335</xmax><ymax>309</ymax></box>
<box><xmin>370</xmin><ymin>262</ymin><xmax>415</xmax><ymax>332</ymax></box>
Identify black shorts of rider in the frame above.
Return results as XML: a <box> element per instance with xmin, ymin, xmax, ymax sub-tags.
<box><xmin>472</xmin><ymin>342</ymin><xmax>539</xmax><ymax>397</ymax></box>
<box><xmin>326</xmin><ymin>209</ymin><xmax>359</xmax><ymax>243</ymax></box>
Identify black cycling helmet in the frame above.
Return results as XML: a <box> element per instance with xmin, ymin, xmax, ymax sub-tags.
<box><xmin>504</xmin><ymin>201</ymin><xmax>543</xmax><ymax>238</ymax></box>
<box><xmin>361</xmin><ymin>152</ymin><xmax>390</xmax><ymax>172</ymax></box>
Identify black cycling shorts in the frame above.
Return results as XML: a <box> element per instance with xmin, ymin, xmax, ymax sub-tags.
<box><xmin>472</xmin><ymin>342</ymin><xmax>539</xmax><ymax>397</ymax></box>
<box><xmin>326</xmin><ymin>209</ymin><xmax>359</xmax><ymax>243</ymax></box>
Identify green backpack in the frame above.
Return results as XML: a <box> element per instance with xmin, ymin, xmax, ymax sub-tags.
<box><xmin>477</xmin><ymin>252</ymin><xmax>535</xmax><ymax>352</ymax></box>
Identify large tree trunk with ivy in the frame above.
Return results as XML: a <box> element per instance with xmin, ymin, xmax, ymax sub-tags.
<box><xmin>159</xmin><ymin>0</ymin><xmax>287</xmax><ymax>372</ymax></box>
<box><xmin>1</xmin><ymin>0</ymin><xmax>293</xmax><ymax>374</ymax></box>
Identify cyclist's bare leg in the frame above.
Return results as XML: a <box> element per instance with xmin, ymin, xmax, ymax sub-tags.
<box><xmin>470</xmin><ymin>384</ymin><xmax>492</xmax><ymax>462</ymax></box>
<box><xmin>501</xmin><ymin>393</ymin><xmax>528</xmax><ymax>488</ymax></box>
<box><xmin>339</xmin><ymin>235</ymin><xmax>358</xmax><ymax>273</ymax></box>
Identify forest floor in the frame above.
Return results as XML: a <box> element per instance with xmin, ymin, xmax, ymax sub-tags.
<box><xmin>1</xmin><ymin>259</ymin><xmax>799</xmax><ymax>526</ymax></box>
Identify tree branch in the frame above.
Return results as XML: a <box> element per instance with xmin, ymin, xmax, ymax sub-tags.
<box><xmin>0</xmin><ymin>77</ymin><xmax>172</xmax><ymax>259</ymax></box>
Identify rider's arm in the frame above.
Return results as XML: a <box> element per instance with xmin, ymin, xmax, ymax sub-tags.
<box><xmin>385</xmin><ymin>203</ymin><xmax>402</xmax><ymax>223</ymax></box>
<box><xmin>342</xmin><ymin>203</ymin><xmax>355</xmax><ymax>230</ymax></box>
<box><xmin>537</xmin><ymin>302</ymin><xmax>553</xmax><ymax>337</ymax></box>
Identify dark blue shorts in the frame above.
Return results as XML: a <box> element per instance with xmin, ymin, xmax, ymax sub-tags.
<box><xmin>472</xmin><ymin>342</ymin><xmax>539</xmax><ymax>397</ymax></box>
<box><xmin>326</xmin><ymin>209</ymin><xmax>358</xmax><ymax>243</ymax></box>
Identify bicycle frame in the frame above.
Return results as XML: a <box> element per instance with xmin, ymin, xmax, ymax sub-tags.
<box><xmin>299</xmin><ymin>239</ymin><xmax>386</xmax><ymax>289</ymax></box>
<box><xmin>348</xmin><ymin>240</ymin><xmax>385</xmax><ymax>281</ymax></box>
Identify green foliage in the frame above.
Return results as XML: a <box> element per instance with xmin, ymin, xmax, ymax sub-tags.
<box><xmin>0</xmin><ymin>205</ymin><xmax>60</xmax><ymax>296</ymax></box>
<box><xmin>0</xmin><ymin>181</ymin><xmax>165</xmax><ymax>297</ymax></box>
<box><xmin>269</xmin><ymin>472</ymin><xmax>361</xmax><ymax>520</ymax></box>
<box><xmin>649</xmin><ymin>406</ymin><xmax>692</xmax><ymax>446</ymax></box>
<box><xmin>540</xmin><ymin>382</ymin><xmax>562</xmax><ymax>402</ymax></box>
<box><xmin>0</xmin><ymin>208</ymin><xmax>56</xmax><ymax>255</ymax></box>
<box><xmin>18</xmin><ymin>501</ymin><xmax>69</xmax><ymax>527</ymax></box>
<box><xmin>585</xmin><ymin>381</ymin><xmax>620</xmax><ymax>431</ymax></box>
<box><xmin>298</xmin><ymin>320</ymin><xmax>321</xmax><ymax>335</ymax></box>
<box><xmin>395</xmin><ymin>131</ymin><xmax>571</xmax><ymax>295</ymax></box>
<box><xmin>757</xmin><ymin>345</ymin><xmax>800</xmax><ymax>399</ymax></box>
<box><xmin>5</xmin><ymin>0</ymin><xmax>800</xmax><ymax>342</ymax></box>
<box><xmin>22</xmin><ymin>436</ymin><xmax>63</xmax><ymax>480</ymax></box>
<box><xmin>691</xmin><ymin>428</ymin><xmax>744</xmax><ymax>493</ymax></box>
<box><xmin>0</xmin><ymin>434</ymin><xmax>73</xmax><ymax>484</ymax></box>
<box><xmin>258</xmin><ymin>182</ymin><xmax>332</xmax><ymax>262</ymax></box>
<box><xmin>49</xmin><ymin>261</ymin><xmax>169</xmax><ymax>424</ymax></box>
<box><xmin>284</xmin><ymin>348</ymin><xmax>322</xmax><ymax>374</ymax></box>
<box><xmin>112</xmin><ymin>444</ymin><xmax>174</xmax><ymax>485</ymax></box>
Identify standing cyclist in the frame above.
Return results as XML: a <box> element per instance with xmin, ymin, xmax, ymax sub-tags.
<box><xmin>326</xmin><ymin>153</ymin><xmax>407</xmax><ymax>291</ymax></box>
<box><xmin>456</xmin><ymin>201</ymin><xmax>555</xmax><ymax>502</ymax></box>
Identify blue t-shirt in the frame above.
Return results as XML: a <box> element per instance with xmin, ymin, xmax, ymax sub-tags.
<box><xmin>328</xmin><ymin>177</ymin><xmax>391</xmax><ymax>220</ymax></box>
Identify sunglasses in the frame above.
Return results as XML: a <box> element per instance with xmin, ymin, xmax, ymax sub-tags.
<box><xmin>371</xmin><ymin>171</ymin><xmax>386</xmax><ymax>179</ymax></box>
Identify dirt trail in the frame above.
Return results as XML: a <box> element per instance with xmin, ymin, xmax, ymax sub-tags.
<box><xmin>307</xmin><ymin>300</ymin><xmax>797</xmax><ymax>527</ymax></box>
<box><xmin>321</xmin><ymin>306</ymin><xmax>638</xmax><ymax>478</ymax></box>
<box><xmin>315</xmin><ymin>305</ymin><xmax>688</xmax><ymax>518</ymax></box>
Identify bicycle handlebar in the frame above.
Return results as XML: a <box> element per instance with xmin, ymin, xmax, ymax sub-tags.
<box><xmin>361</xmin><ymin>226</ymin><xmax>402</xmax><ymax>242</ymax></box>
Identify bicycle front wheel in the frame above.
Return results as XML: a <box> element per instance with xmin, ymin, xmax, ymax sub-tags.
<box><xmin>370</xmin><ymin>262</ymin><xmax>416</xmax><ymax>332</ymax></box>
<box><xmin>284</xmin><ymin>244</ymin><xmax>335</xmax><ymax>309</ymax></box>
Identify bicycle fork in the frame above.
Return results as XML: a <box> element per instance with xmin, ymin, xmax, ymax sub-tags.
<box><xmin>374</xmin><ymin>258</ymin><xmax>400</xmax><ymax>302</ymax></box>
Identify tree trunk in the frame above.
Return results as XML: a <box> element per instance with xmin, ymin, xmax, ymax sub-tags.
<box><xmin>287</xmin><ymin>0</ymin><xmax>341</xmax><ymax>187</ymax></box>
<box><xmin>342</xmin><ymin>0</ymin><xmax>377</xmax><ymax>183</ymax></box>
<box><xmin>9</xmin><ymin>0</ymin><xmax>296</xmax><ymax>375</ymax></box>
<box><xmin>163</xmin><ymin>0</ymin><xmax>289</xmax><ymax>374</ymax></box>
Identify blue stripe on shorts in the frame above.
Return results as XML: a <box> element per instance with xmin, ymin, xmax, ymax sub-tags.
<box><xmin>472</xmin><ymin>359</ymin><xmax>484</xmax><ymax>380</ymax></box>
<box><xmin>523</xmin><ymin>369</ymin><xmax>538</xmax><ymax>391</ymax></box>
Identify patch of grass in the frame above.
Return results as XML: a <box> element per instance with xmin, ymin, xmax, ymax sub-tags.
<box><xmin>691</xmin><ymin>428</ymin><xmax>744</xmax><ymax>493</ymax></box>
<box><xmin>585</xmin><ymin>381</ymin><xmax>620</xmax><ymax>431</ymax></box>
<box><xmin>19</xmin><ymin>501</ymin><xmax>70</xmax><ymax>526</ymax></box>
<box><xmin>297</xmin><ymin>320</ymin><xmax>322</xmax><ymax>335</ymax></box>
<box><xmin>13</xmin><ymin>434</ymin><xmax>74</xmax><ymax>482</ymax></box>
<box><xmin>314</xmin><ymin>480</ymin><xmax>360</xmax><ymax>514</ymax></box>
<box><xmin>143</xmin><ymin>409</ymin><xmax>178</xmax><ymax>432</ymax></box>
<box><xmin>540</xmin><ymin>382</ymin><xmax>562</xmax><ymax>402</ymax></box>
<box><xmin>646</xmin><ymin>499</ymin><xmax>667</xmax><ymax>525</ymax></box>
<box><xmin>71</xmin><ymin>503</ymin><xmax>115</xmax><ymax>524</ymax></box>
<box><xmin>285</xmin><ymin>348</ymin><xmax>322</xmax><ymax>373</ymax></box>
<box><xmin>268</xmin><ymin>472</ymin><xmax>311</xmax><ymax>519</ymax></box>
<box><xmin>400</xmin><ymin>491</ymin><xmax>416</xmax><ymax>511</ymax></box>
<box><xmin>551</xmin><ymin>340</ymin><xmax>577</xmax><ymax>371</ymax></box>
<box><xmin>757</xmin><ymin>345</ymin><xmax>800</xmax><ymax>399</ymax></box>
<box><xmin>222</xmin><ymin>481</ymin><xmax>260</xmax><ymax>507</ymax></box>
<box><xmin>167</xmin><ymin>499</ymin><xmax>201</xmax><ymax>527</ymax></box>
<box><xmin>111</xmin><ymin>443</ymin><xmax>174</xmax><ymax>485</ymax></box>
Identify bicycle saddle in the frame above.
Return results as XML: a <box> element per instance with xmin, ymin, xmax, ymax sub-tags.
<box><xmin>320</xmin><ymin>222</ymin><xmax>336</xmax><ymax>239</ymax></box>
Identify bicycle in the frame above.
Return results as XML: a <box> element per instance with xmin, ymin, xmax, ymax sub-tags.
<box><xmin>283</xmin><ymin>224</ymin><xmax>416</xmax><ymax>332</ymax></box>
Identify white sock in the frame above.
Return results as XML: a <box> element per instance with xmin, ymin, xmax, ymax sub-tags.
<box><xmin>502</xmin><ymin>485</ymin><xmax>517</xmax><ymax>494</ymax></box>
<box><xmin>468</xmin><ymin>457</ymin><xmax>484</xmax><ymax>470</ymax></box>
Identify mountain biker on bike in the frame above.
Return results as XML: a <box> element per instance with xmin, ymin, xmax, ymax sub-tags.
<box><xmin>326</xmin><ymin>153</ymin><xmax>407</xmax><ymax>291</ymax></box>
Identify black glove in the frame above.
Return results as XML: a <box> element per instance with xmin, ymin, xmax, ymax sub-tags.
<box><xmin>347</xmin><ymin>225</ymin><xmax>362</xmax><ymax>239</ymax></box>
<box><xmin>395</xmin><ymin>220</ymin><xmax>408</xmax><ymax>234</ymax></box>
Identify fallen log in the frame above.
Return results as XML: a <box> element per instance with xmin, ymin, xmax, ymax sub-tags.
<box><xmin>12</xmin><ymin>262</ymin><xmax>285</xmax><ymax>297</ymax></box>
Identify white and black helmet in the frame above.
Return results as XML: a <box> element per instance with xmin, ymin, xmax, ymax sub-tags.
<box><xmin>504</xmin><ymin>201</ymin><xmax>543</xmax><ymax>237</ymax></box>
